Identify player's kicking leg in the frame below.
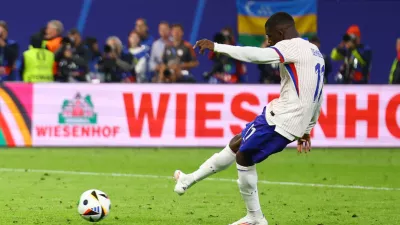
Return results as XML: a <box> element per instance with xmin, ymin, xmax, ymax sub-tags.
<box><xmin>229</xmin><ymin>110</ymin><xmax>292</xmax><ymax>225</ymax></box>
<box><xmin>173</xmin><ymin>134</ymin><xmax>242</xmax><ymax>195</ymax></box>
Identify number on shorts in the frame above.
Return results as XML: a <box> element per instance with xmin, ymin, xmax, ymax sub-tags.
<box><xmin>243</xmin><ymin>123</ymin><xmax>256</xmax><ymax>141</ymax></box>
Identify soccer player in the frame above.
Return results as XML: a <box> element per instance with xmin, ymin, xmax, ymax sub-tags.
<box><xmin>173</xmin><ymin>12</ymin><xmax>324</xmax><ymax>225</ymax></box>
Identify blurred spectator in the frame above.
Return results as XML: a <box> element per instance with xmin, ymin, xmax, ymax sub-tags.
<box><xmin>221</xmin><ymin>27</ymin><xmax>236</xmax><ymax>45</ymax></box>
<box><xmin>128</xmin><ymin>31</ymin><xmax>150</xmax><ymax>83</ymax></box>
<box><xmin>159</xmin><ymin>24</ymin><xmax>198</xmax><ymax>83</ymax></box>
<box><xmin>258</xmin><ymin>38</ymin><xmax>280</xmax><ymax>84</ymax></box>
<box><xmin>54</xmin><ymin>29</ymin><xmax>90</xmax><ymax>82</ymax></box>
<box><xmin>97</xmin><ymin>36</ymin><xmax>134</xmax><ymax>83</ymax></box>
<box><xmin>204</xmin><ymin>32</ymin><xmax>246</xmax><ymax>84</ymax></box>
<box><xmin>220</xmin><ymin>26</ymin><xmax>247</xmax><ymax>82</ymax></box>
<box><xmin>257</xmin><ymin>39</ymin><xmax>280</xmax><ymax>84</ymax></box>
<box><xmin>309</xmin><ymin>35</ymin><xmax>332</xmax><ymax>83</ymax></box>
<box><xmin>85</xmin><ymin>37</ymin><xmax>102</xmax><ymax>73</ymax></box>
<box><xmin>389</xmin><ymin>38</ymin><xmax>400</xmax><ymax>84</ymax></box>
<box><xmin>149</xmin><ymin>21</ymin><xmax>172</xmax><ymax>77</ymax></box>
<box><xmin>331</xmin><ymin>25</ymin><xmax>372</xmax><ymax>84</ymax></box>
<box><xmin>32</xmin><ymin>27</ymin><xmax>47</xmax><ymax>48</ymax></box>
<box><xmin>135</xmin><ymin>18</ymin><xmax>154</xmax><ymax>48</ymax></box>
<box><xmin>20</xmin><ymin>35</ymin><xmax>54</xmax><ymax>82</ymax></box>
<box><xmin>45</xmin><ymin>20</ymin><xmax>63</xmax><ymax>53</ymax></box>
<box><xmin>67</xmin><ymin>29</ymin><xmax>90</xmax><ymax>60</ymax></box>
<box><xmin>0</xmin><ymin>21</ymin><xmax>19</xmax><ymax>82</ymax></box>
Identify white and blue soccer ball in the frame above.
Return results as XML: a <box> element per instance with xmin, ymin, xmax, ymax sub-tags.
<box><xmin>77</xmin><ymin>189</ymin><xmax>111</xmax><ymax>222</ymax></box>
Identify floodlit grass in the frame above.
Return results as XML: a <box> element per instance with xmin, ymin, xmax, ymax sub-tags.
<box><xmin>0</xmin><ymin>148</ymin><xmax>399</xmax><ymax>225</ymax></box>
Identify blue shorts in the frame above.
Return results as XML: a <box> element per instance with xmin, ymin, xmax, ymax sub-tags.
<box><xmin>239</xmin><ymin>107</ymin><xmax>292</xmax><ymax>164</ymax></box>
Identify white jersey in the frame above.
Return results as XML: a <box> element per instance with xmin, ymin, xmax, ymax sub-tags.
<box><xmin>214</xmin><ymin>38</ymin><xmax>324</xmax><ymax>141</ymax></box>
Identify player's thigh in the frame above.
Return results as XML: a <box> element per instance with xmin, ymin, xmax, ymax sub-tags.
<box><xmin>236</xmin><ymin>150</ymin><xmax>254</xmax><ymax>167</ymax></box>
<box><xmin>239</xmin><ymin>115</ymin><xmax>292</xmax><ymax>164</ymax></box>
<box><xmin>237</xmin><ymin>118</ymin><xmax>274</xmax><ymax>166</ymax></box>
<box><xmin>239</xmin><ymin>113</ymin><xmax>273</xmax><ymax>153</ymax></box>
<box><xmin>250</xmin><ymin>134</ymin><xmax>292</xmax><ymax>164</ymax></box>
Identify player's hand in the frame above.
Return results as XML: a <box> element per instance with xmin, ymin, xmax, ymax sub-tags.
<box><xmin>193</xmin><ymin>39</ymin><xmax>214</xmax><ymax>55</ymax></box>
<box><xmin>297</xmin><ymin>133</ymin><xmax>311</xmax><ymax>153</ymax></box>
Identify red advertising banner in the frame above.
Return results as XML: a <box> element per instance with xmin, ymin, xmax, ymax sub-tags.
<box><xmin>29</xmin><ymin>84</ymin><xmax>400</xmax><ymax>147</ymax></box>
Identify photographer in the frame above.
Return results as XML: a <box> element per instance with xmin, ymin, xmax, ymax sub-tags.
<box><xmin>331</xmin><ymin>25</ymin><xmax>372</xmax><ymax>84</ymax></box>
<box><xmin>54</xmin><ymin>29</ymin><xmax>90</xmax><ymax>82</ymax></box>
<box><xmin>159</xmin><ymin>24</ymin><xmax>198</xmax><ymax>83</ymax></box>
<box><xmin>0</xmin><ymin>21</ymin><xmax>19</xmax><ymax>82</ymax></box>
<box><xmin>85</xmin><ymin>37</ymin><xmax>102</xmax><ymax>73</ymax></box>
<box><xmin>204</xmin><ymin>32</ymin><xmax>246</xmax><ymax>84</ymax></box>
<box><xmin>97</xmin><ymin>36</ymin><xmax>134</xmax><ymax>83</ymax></box>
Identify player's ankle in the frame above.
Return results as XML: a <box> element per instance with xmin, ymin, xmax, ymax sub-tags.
<box><xmin>187</xmin><ymin>173</ymin><xmax>195</xmax><ymax>185</ymax></box>
<box><xmin>247</xmin><ymin>210</ymin><xmax>264</xmax><ymax>220</ymax></box>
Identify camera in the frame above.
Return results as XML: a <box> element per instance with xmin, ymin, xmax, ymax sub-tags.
<box><xmin>213</xmin><ymin>32</ymin><xmax>230</xmax><ymax>44</ymax></box>
<box><xmin>61</xmin><ymin>37</ymin><xmax>73</xmax><ymax>45</ymax></box>
<box><xmin>163</xmin><ymin>68</ymin><xmax>173</xmax><ymax>78</ymax></box>
<box><xmin>342</xmin><ymin>34</ymin><xmax>356</xmax><ymax>43</ymax></box>
<box><xmin>103</xmin><ymin>44</ymin><xmax>113</xmax><ymax>53</ymax></box>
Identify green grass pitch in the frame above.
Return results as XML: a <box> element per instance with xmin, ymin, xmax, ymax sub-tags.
<box><xmin>0</xmin><ymin>148</ymin><xmax>399</xmax><ymax>225</ymax></box>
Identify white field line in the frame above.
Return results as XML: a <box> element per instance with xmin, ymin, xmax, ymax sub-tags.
<box><xmin>0</xmin><ymin>168</ymin><xmax>399</xmax><ymax>191</ymax></box>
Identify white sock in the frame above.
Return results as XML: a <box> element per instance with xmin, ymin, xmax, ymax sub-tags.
<box><xmin>190</xmin><ymin>145</ymin><xmax>236</xmax><ymax>182</ymax></box>
<box><xmin>237</xmin><ymin>164</ymin><xmax>263</xmax><ymax>220</ymax></box>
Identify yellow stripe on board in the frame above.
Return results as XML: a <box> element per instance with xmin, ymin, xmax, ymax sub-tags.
<box><xmin>0</xmin><ymin>89</ymin><xmax>32</xmax><ymax>146</ymax></box>
<box><xmin>238</xmin><ymin>14</ymin><xmax>317</xmax><ymax>36</ymax></box>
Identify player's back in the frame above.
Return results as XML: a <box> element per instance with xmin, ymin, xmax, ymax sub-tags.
<box><xmin>268</xmin><ymin>38</ymin><xmax>324</xmax><ymax>138</ymax></box>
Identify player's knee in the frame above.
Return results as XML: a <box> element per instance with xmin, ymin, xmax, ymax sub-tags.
<box><xmin>229</xmin><ymin>134</ymin><xmax>242</xmax><ymax>153</ymax></box>
<box><xmin>236</xmin><ymin>151</ymin><xmax>254</xmax><ymax>167</ymax></box>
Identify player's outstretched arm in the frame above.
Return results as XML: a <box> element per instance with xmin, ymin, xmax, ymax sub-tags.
<box><xmin>194</xmin><ymin>39</ymin><xmax>281</xmax><ymax>64</ymax></box>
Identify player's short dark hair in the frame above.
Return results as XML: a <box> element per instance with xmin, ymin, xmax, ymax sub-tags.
<box><xmin>265</xmin><ymin>12</ymin><xmax>295</xmax><ymax>29</ymax></box>
<box><xmin>171</xmin><ymin>23</ymin><xmax>184</xmax><ymax>31</ymax></box>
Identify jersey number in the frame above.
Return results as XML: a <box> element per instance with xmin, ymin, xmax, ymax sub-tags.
<box><xmin>314</xmin><ymin>63</ymin><xmax>324</xmax><ymax>102</ymax></box>
<box><xmin>243</xmin><ymin>123</ymin><xmax>256</xmax><ymax>141</ymax></box>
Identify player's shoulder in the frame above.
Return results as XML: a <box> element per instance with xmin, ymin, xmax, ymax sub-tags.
<box><xmin>275</xmin><ymin>38</ymin><xmax>304</xmax><ymax>48</ymax></box>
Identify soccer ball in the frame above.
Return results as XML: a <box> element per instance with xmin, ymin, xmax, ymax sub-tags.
<box><xmin>77</xmin><ymin>189</ymin><xmax>111</xmax><ymax>222</ymax></box>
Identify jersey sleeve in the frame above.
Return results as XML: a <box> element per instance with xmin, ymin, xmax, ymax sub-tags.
<box><xmin>270</xmin><ymin>39</ymin><xmax>299</xmax><ymax>63</ymax></box>
<box><xmin>213</xmin><ymin>43</ymin><xmax>281</xmax><ymax>64</ymax></box>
